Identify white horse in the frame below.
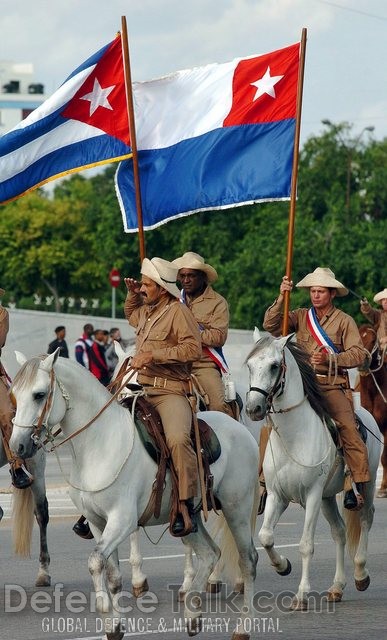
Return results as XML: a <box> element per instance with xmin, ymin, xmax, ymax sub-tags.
<box><xmin>245</xmin><ymin>331</ymin><xmax>380</xmax><ymax>609</ymax></box>
<box><xmin>110</xmin><ymin>340</ymin><xmax>263</xmax><ymax>599</ymax></box>
<box><xmin>0</xmin><ymin>437</ymin><xmax>51</xmax><ymax>586</ymax></box>
<box><xmin>10</xmin><ymin>350</ymin><xmax>259</xmax><ymax>640</ymax></box>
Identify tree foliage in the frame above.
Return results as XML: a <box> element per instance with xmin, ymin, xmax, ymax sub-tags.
<box><xmin>0</xmin><ymin>123</ymin><xmax>385</xmax><ymax>326</ymax></box>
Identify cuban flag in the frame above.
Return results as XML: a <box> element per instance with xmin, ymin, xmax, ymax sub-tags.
<box><xmin>116</xmin><ymin>41</ymin><xmax>300</xmax><ymax>232</ymax></box>
<box><xmin>0</xmin><ymin>35</ymin><xmax>131</xmax><ymax>204</ymax></box>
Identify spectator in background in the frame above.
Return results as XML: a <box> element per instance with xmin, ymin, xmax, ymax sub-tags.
<box><xmin>89</xmin><ymin>329</ymin><xmax>110</xmax><ymax>386</ymax></box>
<box><xmin>75</xmin><ymin>323</ymin><xmax>94</xmax><ymax>369</ymax></box>
<box><xmin>47</xmin><ymin>326</ymin><xmax>69</xmax><ymax>358</ymax></box>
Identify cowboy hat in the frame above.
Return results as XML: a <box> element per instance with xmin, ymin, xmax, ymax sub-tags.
<box><xmin>141</xmin><ymin>257</ymin><xmax>180</xmax><ymax>298</ymax></box>
<box><xmin>373</xmin><ymin>288</ymin><xmax>387</xmax><ymax>304</ymax></box>
<box><xmin>172</xmin><ymin>252</ymin><xmax>218</xmax><ymax>283</ymax></box>
<box><xmin>296</xmin><ymin>267</ymin><xmax>348</xmax><ymax>296</ymax></box>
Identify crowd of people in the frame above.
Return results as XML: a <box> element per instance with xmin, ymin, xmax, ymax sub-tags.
<box><xmin>0</xmin><ymin>256</ymin><xmax>386</xmax><ymax>537</ymax></box>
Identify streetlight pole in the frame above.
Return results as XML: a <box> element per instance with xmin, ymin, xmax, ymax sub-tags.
<box><xmin>322</xmin><ymin>120</ymin><xmax>374</xmax><ymax>218</ymax></box>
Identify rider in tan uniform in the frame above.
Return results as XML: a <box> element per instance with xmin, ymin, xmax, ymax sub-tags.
<box><xmin>360</xmin><ymin>288</ymin><xmax>387</xmax><ymax>349</ymax></box>
<box><xmin>172</xmin><ymin>252</ymin><xmax>234</xmax><ymax>417</ymax></box>
<box><xmin>261</xmin><ymin>267</ymin><xmax>370</xmax><ymax>512</ymax></box>
<box><xmin>124</xmin><ymin>257</ymin><xmax>202</xmax><ymax>536</ymax></box>
<box><xmin>0</xmin><ymin>290</ymin><xmax>33</xmax><ymax>489</ymax></box>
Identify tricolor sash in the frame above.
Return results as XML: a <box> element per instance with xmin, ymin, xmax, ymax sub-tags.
<box><xmin>306</xmin><ymin>307</ymin><xmax>339</xmax><ymax>354</ymax></box>
<box><xmin>180</xmin><ymin>290</ymin><xmax>229</xmax><ymax>373</ymax></box>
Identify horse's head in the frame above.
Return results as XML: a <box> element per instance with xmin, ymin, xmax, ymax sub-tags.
<box><xmin>110</xmin><ymin>340</ymin><xmax>138</xmax><ymax>398</ymax></box>
<box><xmin>10</xmin><ymin>349</ymin><xmax>69</xmax><ymax>459</ymax></box>
<box><xmin>358</xmin><ymin>324</ymin><xmax>378</xmax><ymax>371</ymax></box>
<box><xmin>245</xmin><ymin>333</ymin><xmax>293</xmax><ymax>420</ymax></box>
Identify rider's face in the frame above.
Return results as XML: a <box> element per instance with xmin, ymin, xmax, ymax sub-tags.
<box><xmin>309</xmin><ymin>287</ymin><xmax>336</xmax><ymax>310</ymax></box>
<box><xmin>139</xmin><ymin>276</ymin><xmax>163</xmax><ymax>305</ymax></box>
<box><xmin>178</xmin><ymin>269</ymin><xmax>206</xmax><ymax>296</ymax></box>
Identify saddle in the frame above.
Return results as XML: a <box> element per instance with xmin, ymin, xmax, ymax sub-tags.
<box><xmin>119</xmin><ymin>395</ymin><xmax>221</xmax><ymax>533</ymax></box>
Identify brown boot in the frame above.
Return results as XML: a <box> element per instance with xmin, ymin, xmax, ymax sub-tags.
<box><xmin>171</xmin><ymin>499</ymin><xmax>198</xmax><ymax>537</ymax></box>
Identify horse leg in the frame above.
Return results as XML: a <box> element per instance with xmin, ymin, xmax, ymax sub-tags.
<box><xmin>344</xmin><ymin>494</ymin><xmax>375</xmax><ymax>592</ymax></box>
<box><xmin>218</xmin><ymin>504</ymin><xmax>258</xmax><ymax>640</ymax></box>
<box><xmin>183</xmin><ymin>518</ymin><xmax>221</xmax><ymax>636</ymax></box>
<box><xmin>321</xmin><ymin>496</ymin><xmax>346</xmax><ymax>602</ymax></box>
<box><xmin>88</xmin><ymin>515</ymin><xmax>135</xmax><ymax>640</ymax></box>
<box><xmin>128</xmin><ymin>529</ymin><xmax>149</xmax><ymax>597</ymax></box>
<box><xmin>291</xmin><ymin>489</ymin><xmax>323</xmax><ymax>611</ymax></box>
<box><xmin>259</xmin><ymin>492</ymin><xmax>291</xmax><ymax>576</ymax></box>
<box><xmin>178</xmin><ymin>540</ymin><xmax>196</xmax><ymax>601</ymax></box>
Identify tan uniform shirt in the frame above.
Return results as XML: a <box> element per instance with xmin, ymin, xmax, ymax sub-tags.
<box><xmin>263</xmin><ymin>299</ymin><xmax>365</xmax><ymax>378</ymax></box>
<box><xmin>124</xmin><ymin>292</ymin><xmax>201</xmax><ymax>382</ymax></box>
<box><xmin>0</xmin><ymin>306</ymin><xmax>9</xmax><ymax>352</ymax></box>
<box><xmin>183</xmin><ymin>285</ymin><xmax>229</xmax><ymax>365</ymax></box>
<box><xmin>360</xmin><ymin>304</ymin><xmax>387</xmax><ymax>344</ymax></box>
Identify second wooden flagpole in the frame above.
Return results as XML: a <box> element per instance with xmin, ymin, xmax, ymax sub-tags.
<box><xmin>282</xmin><ymin>27</ymin><xmax>307</xmax><ymax>336</ymax></box>
<box><xmin>121</xmin><ymin>15</ymin><xmax>146</xmax><ymax>262</ymax></box>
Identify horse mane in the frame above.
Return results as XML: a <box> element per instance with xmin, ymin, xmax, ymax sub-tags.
<box><xmin>246</xmin><ymin>335</ymin><xmax>332</xmax><ymax>422</ymax></box>
<box><xmin>11</xmin><ymin>355</ymin><xmax>47</xmax><ymax>392</ymax></box>
<box><xmin>286</xmin><ymin>341</ymin><xmax>332</xmax><ymax>422</ymax></box>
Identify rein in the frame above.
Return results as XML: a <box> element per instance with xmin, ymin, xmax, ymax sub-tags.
<box><xmin>249</xmin><ymin>356</ymin><xmax>287</xmax><ymax>412</ymax></box>
<box><xmin>14</xmin><ymin>363</ymin><xmax>137</xmax><ymax>451</ymax></box>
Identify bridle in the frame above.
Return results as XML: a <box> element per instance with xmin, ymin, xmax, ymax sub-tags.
<box><xmin>12</xmin><ymin>363</ymin><xmax>136</xmax><ymax>451</ymax></box>
<box><xmin>249</xmin><ymin>352</ymin><xmax>289</xmax><ymax>414</ymax></box>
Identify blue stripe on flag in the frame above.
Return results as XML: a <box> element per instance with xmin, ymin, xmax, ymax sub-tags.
<box><xmin>116</xmin><ymin>118</ymin><xmax>295</xmax><ymax>232</ymax></box>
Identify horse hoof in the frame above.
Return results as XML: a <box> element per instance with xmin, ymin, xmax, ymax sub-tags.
<box><xmin>277</xmin><ymin>559</ymin><xmax>292</xmax><ymax>576</ymax></box>
<box><xmin>132</xmin><ymin>579</ymin><xmax>149</xmax><ymax>598</ymax></box>
<box><xmin>291</xmin><ymin>597</ymin><xmax>307</xmax><ymax>611</ymax></box>
<box><xmin>187</xmin><ymin>616</ymin><xmax>202</xmax><ymax>636</ymax></box>
<box><xmin>355</xmin><ymin>575</ymin><xmax>370</xmax><ymax>591</ymax></box>
<box><xmin>327</xmin><ymin>589</ymin><xmax>343</xmax><ymax>602</ymax></box>
<box><xmin>178</xmin><ymin>590</ymin><xmax>186</xmax><ymax>602</ymax></box>
<box><xmin>105</xmin><ymin>629</ymin><xmax>124</xmax><ymax>640</ymax></box>
<box><xmin>206</xmin><ymin>580</ymin><xmax>222</xmax><ymax>594</ymax></box>
<box><xmin>231</xmin><ymin>633</ymin><xmax>250</xmax><ymax>640</ymax></box>
<box><xmin>35</xmin><ymin>575</ymin><xmax>51</xmax><ymax>587</ymax></box>
<box><xmin>376</xmin><ymin>489</ymin><xmax>387</xmax><ymax>498</ymax></box>
<box><xmin>233</xmin><ymin>581</ymin><xmax>244</xmax><ymax>594</ymax></box>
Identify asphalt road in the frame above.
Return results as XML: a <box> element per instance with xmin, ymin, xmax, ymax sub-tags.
<box><xmin>0</xmin><ymin>459</ymin><xmax>386</xmax><ymax>640</ymax></box>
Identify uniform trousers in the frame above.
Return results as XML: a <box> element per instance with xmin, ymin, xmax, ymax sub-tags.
<box><xmin>192</xmin><ymin>361</ymin><xmax>234</xmax><ymax>417</ymax></box>
<box><xmin>144</xmin><ymin>389</ymin><xmax>198</xmax><ymax>500</ymax></box>
<box><xmin>324</xmin><ymin>386</ymin><xmax>370</xmax><ymax>483</ymax></box>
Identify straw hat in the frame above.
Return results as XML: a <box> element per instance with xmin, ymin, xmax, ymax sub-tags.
<box><xmin>141</xmin><ymin>257</ymin><xmax>180</xmax><ymax>298</ymax></box>
<box><xmin>296</xmin><ymin>267</ymin><xmax>348</xmax><ymax>297</ymax></box>
<box><xmin>373</xmin><ymin>288</ymin><xmax>387</xmax><ymax>304</ymax></box>
<box><xmin>0</xmin><ymin>288</ymin><xmax>4</xmax><ymax>297</ymax></box>
<box><xmin>172</xmin><ymin>252</ymin><xmax>218</xmax><ymax>283</ymax></box>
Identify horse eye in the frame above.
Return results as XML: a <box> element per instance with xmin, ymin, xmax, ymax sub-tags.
<box><xmin>270</xmin><ymin>362</ymin><xmax>279</xmax><ymax>372</ymax></box>
<box><xmin>33</xmin><ymin>391</ymin><xmax>46</xmax><ymax>401</ymax></box>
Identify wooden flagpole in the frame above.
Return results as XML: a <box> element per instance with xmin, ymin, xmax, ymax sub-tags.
<box><xmin>121</xmin><ymin>15</ymin><xmax>146</xmax><ymax>262</ymax></box>
<box><xmin>281</xmin><ymin>27</ymin><xmax>307</xmax><ymax>336</ymax></box>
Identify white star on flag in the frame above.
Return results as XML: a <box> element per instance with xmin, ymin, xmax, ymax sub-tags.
<box><xmin>80</xmin><ymin>78</ymin><xmax>115</xmax><ymax>116</ymax></box>
<box><xmin>250</xmin><ymin>66</ymin><xmax>284</xmax><ymax>101</ymax></box>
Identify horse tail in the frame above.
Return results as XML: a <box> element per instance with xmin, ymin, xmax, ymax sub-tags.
<box><xmin>343</xmin><ymin>508</ymin><xmax>361</xmax><ymax>560</ymax></box>
<box><xmin>208</xmin><ymin>477</ymin><xmax>260</xmax><ymax>585</ymax></box>
<box><xmin>12</xmin><ymin>487</ymin><xmax>35</xmax><ymax>556</ymax></box>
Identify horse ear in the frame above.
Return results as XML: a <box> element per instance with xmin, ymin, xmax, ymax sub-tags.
<box><xmin>40</xmin><ymin>348</ymin><xmax>60</xmax><ymax>372</ymax></box>
<box><xmin>114</xmin><ymin>340</ymin><xmax>126</xmax><ymax>358</ymax></box>
<box><xmin>15</xmin><ymin>351</ymin><xmax>27</xmax><ymax>366</ymax></box>
<box><xmin>253</xmin><ymin>326</ymin><xmax>261</xmax><ymax>342</ymax></box>
<box><xmin>277</xmin><ymin>333</ymin><xmax>295</xmax><ymax>351</ymax></box>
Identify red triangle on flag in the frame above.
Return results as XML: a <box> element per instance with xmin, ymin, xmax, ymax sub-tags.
<box><xmin>62</xmin><ymin>36</ymin><xmax>130</xmax><ymax>145</ymax></box>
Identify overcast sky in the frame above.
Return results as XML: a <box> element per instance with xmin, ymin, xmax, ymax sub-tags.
<box><xmin>1</xmin><ymin>0</ymin><xmax>387</xmax><ymax>145</ymax></box>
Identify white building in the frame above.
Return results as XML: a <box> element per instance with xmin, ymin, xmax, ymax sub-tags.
<box><xmin>0</xmin><ymin>60</ymin><xmax>46</xmax><ymax>134</ymax></box>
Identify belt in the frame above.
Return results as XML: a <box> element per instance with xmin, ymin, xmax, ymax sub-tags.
<box><xmin>316</xmin><ymin>373</ymin><xmax>348</xmax><ymax>386</ymax></box>
<box><xmin>138</xmin><ymin>374</ymin><xmax>192</xmax><ymax>394</ymax></box>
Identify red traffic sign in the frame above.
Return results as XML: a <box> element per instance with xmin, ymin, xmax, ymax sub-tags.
<box><xmin>109</xmin><ymin>268</ymin><xmax>121</xmax><ymax>288</ymax></box>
